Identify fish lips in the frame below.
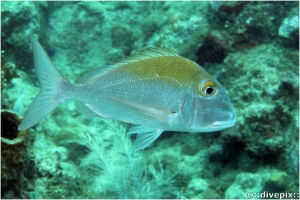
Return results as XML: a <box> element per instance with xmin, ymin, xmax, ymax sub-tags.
<box><xmin>209</xmin><ymin>109</ymin><xmax>236</xmax><ymax>127</ymax></box>
<box><xmin>209</xmin><ymin>120</ymin><xmax>235</xmax><ymax>128</ymax></box>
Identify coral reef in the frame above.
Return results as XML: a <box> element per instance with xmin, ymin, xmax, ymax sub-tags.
<box><xmin>1</xmin><ymin>53</ymin><xmax>19</xmax><ymax>107</ymax></box>
<box><xmin>1</xmin><ymin>1</ymin><xmax>45</xmax><ymax>72</ymax></box>
<box><xmin>1</xmin><ymin>1</ymin><xmax>298</xmax><ymax>198</ymax></box>
<box><xmin>225</xmin><ymin>172</ymin><xmax>263</xmax><ymax>199</ymax></box>
<box><xmin>1</xmin><ymin>110</ymin><xmax>36</xmax><ymax>199</ymax></box>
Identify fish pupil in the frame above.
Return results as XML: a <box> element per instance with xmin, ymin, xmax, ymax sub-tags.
<box><xmin>206</xmin><ymin>87</ymin><xmax>214</xmax><ymax>94</ymax></box>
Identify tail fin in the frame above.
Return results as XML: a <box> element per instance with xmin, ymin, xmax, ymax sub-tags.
<box><xmin>18</xmin><ymin>37</ymin><xmax>70</xmax><ymax>130</ymax></box>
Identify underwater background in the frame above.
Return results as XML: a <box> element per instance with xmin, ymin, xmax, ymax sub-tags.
<box><xmin>1</xmin><ymin>1</ymin><xmax>299</xmax><ymax>199</ymax></box>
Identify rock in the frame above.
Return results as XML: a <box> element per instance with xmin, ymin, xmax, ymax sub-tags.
<box><xmin>225</xmin><ymin>172</ymin><xmax>263</xmax><ymax>199</ymax></box>
<box><xmin>278</xmin><ymin>15</ymin><xmax>299</xmax><ymax>38</ymax></box>
<box><xmin>186</xmin><ymin>178</ymin><xmax>209</xmax><ymax>198</ymax></box>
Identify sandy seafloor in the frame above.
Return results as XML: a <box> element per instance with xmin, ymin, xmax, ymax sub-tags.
<box><xmin>1</xmin><ymin>1</ymin><xmax>299</xmax><ymax>199</ymax></box>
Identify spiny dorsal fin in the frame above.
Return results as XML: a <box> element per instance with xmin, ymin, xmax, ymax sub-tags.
<box><xmin>118</xmin><ymin>47</ymin><xmax>179</xmax><ymax>65</ymax></box>
<box><xmin>77</xmin><ymin>47</ymin><xmax>179</xmax><ymax>83</ymax></box>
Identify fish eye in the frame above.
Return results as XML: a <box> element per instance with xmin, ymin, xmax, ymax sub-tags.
<box><xmin>199</xmin><ymin>80</ymin><xmax>218</xmax><ymax>97</ymax></box>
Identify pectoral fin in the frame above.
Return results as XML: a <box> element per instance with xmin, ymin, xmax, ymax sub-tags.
<box><xmin>129</xmin><ymin>125</ymin><xmax>163</xmax><ymax>151</ymax></box>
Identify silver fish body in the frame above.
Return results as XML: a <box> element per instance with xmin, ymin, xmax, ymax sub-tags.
<box><xmin>18</xmin><ymin>38</ymin><xmax>236</xmax><ymax>150</ymax></box>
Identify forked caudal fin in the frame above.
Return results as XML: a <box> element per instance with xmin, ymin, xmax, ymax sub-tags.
<box><xmin>18</xmin><ymin>37</ymin><xmax>70</xmax><ymax>130</ymax></box>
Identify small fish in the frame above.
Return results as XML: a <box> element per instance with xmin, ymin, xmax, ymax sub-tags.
<box><xmin>47</xmin><ymin>49</ymin><xmax>56</xmax><ymax>57</ymax></box>
<box><xmin>18</xmin><ymin>38</ymin><xmax>236</xmax><ymax>150</ymax></box>
<box><xmin>13</xmin><ymin>86</ymin><xmax>24</xmax><ymax>115</ymax></box>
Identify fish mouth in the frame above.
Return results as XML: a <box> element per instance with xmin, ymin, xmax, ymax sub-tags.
<box><xmin>209</xmin><ymin>121</ymin><xmax>235</xmax><ymax>127</ymax></box>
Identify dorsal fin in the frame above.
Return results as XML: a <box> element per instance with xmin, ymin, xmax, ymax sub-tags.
<box><xmin>119</xmin><ymin>47</ymin><xmax>179</xmax><ymax>64</ymax></box>
<box><xmin>76</xmin><ymin>47</ymin><xmax>179</xmax><ymax>83</ymax></box>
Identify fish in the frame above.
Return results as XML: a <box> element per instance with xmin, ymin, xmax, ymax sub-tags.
<box><xmin>18</xmin><ymin>38</ymin><xmax>236</xmax><ymax>150</ymax></box>
<box><xmin>47</xmin><ymin>49</ymin><xmax>56</xmax><ymax>57</ymax></box>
